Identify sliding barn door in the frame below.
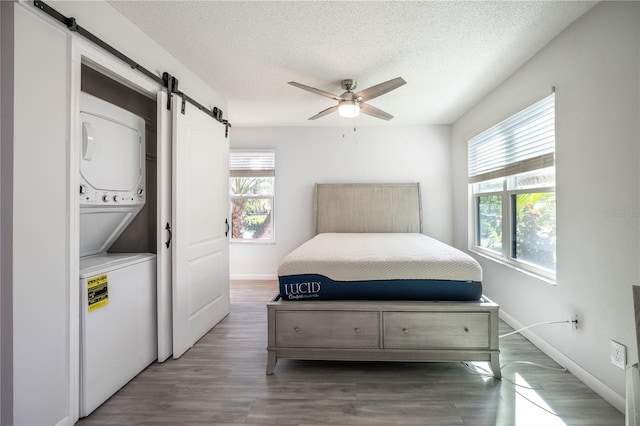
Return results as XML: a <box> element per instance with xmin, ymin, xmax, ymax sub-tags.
<box><xmin>171</xmin><ymin>96</ymin><xmax>229</xmax><ymax>359</ymax></box>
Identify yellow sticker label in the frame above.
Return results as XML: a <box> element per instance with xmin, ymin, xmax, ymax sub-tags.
<box><xmin>87</xmin><ymin>274</ymin><xmax>109</xmax><ymax>312</ymax></box>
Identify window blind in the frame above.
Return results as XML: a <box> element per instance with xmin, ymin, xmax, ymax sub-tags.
<box><xmin>229</xmin><ymin>151</ymin><xmax>275</xmax><ymax>177</ymax></box>
<box><xmin>468</xmin><ymin>93</ymin><xmax>555</xmax><ymax>183</ymax></box>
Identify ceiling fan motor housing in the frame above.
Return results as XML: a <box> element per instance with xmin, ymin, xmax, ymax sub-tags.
<box><xmin>341</xmin><ymin>79</ymin><xmax>357</xmax><ymax>91</ymax></box>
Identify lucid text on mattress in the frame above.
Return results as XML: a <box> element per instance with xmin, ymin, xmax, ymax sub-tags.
<box><xmin>282</xmin><ymin>281</ymin><xmax>321</xmax><ymax>299</ymax></box>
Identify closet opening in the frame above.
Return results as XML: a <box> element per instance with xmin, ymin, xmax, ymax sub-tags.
<box><xmin>80</xmin><ymin>63</ymin><xmax>158</xmax><ymax>254</ymax></box>
<box><xmin>77</xmin><ymin>62</ymin><xmax>160</xmax><ymax>418</ymax></box>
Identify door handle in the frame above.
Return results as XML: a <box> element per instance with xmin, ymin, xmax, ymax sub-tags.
<box><xmin>82</xmin><ymin>122</ymin><xmax>95</xmax><ymax>161</ymax></box>
<box><xmin>165</xmin><ymin>222</ymin><xmax>172</xmax><ymax>248</ymax></box>
<box><xmin>225</xmin><ymin>218</ymin><xmax>229</xmax><ymax>237</ymax></box>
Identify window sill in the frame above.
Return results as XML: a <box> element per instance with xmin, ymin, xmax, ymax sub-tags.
<box><xmin>469</xmin><ymin>248</ymin><xmax>557</xmax><ymax>286</ymax></box>
<box><xmin>230</xmin><ymin>240</ymin><xmax>276</xmax><ymax>246</ymax></box>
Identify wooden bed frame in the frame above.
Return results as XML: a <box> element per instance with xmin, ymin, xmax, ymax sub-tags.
<box><xmin>266</xmin><ymin>183</ymin><xmax>501</xmax><ymax>378</ymax></box>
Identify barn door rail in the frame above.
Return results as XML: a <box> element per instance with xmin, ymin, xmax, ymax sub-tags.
<box><xmin>32</xmin><ymin>0</ymin><xmax>231</xmax><ymax>138</ymax></box>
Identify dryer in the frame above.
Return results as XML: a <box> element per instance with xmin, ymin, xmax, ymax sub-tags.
<box><xmin>78</xmin><ymin>92</ymin><xmax>157</xmax><ymax>417</ymax></box>
<box><xmin>79</xmin><ymin>92</ymin><xmax>146</xmax><ymax>257</ymax></box>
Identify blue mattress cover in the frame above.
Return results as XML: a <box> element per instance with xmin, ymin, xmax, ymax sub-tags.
<box><xmin>279</xmin><ymin>273</ymin><xmax>483</xmax><ymax>301</ymax></box>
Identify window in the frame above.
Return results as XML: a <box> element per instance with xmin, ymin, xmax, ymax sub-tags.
<box><xmin>468</xmin><ymin>93</ymin><xmax>556</xmax><ymax>279</ymax></box>
<box><xmin>229</xmin><ymin>151</ymin><xmax>275</xmax><ymax>242</ymax></box>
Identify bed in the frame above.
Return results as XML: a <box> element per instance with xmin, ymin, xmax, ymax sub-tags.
<box><xmin>266</xmin><ymin>183</ymin><xmax>501</xmax><ymax>378</ymax></box>
<box><xmin>278</xmin><ymin>232</ymin><xmax>483</xmax><ymax>301</ymax></box>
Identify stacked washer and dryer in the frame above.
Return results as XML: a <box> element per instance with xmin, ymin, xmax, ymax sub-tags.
<box><xmin>78</xmin><ymin>92</ymin><xmax>157</xmax><ymax>417</ymax></box>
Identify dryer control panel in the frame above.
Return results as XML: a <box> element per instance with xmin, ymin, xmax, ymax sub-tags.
<box><xmin>79</xmin><ymin>182</ymin><xmax>145</xmax><ymax>206</ymax></box>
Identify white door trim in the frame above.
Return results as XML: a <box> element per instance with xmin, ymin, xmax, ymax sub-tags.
<box><xmin>156</xmin><ymin>91</ymin><xmax>173</xmax><ymax>362</ymax></box>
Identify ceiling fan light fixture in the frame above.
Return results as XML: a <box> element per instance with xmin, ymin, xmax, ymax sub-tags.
<box><xmin>338</xmin><ymin>100</ymin><xmax>360</xmax><ymax>118</ymax></box>
<box><xmin>289</xmin><ymin>77</ymin><xmax>405</xmax><ymax>120</ymax></box>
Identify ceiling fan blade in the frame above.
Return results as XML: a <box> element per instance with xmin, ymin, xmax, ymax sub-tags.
<box><xmin>355</xmin><ymin>77</ymin><xmax>406</xmax><ymax>102</ymax></box>
<box><xmin>288</xmin><ymin>81</ymin><xmax>343</xmax><ymax>101</ymax></box>
<box><xmin>309</xmin><ymin>105</ymin><xmax>339</xmax><ymax>120</ymax></box>
<box><xmin>360</xmin><ymin>103</ymin><xmax>394</xmax><ymax>121</ymax></box>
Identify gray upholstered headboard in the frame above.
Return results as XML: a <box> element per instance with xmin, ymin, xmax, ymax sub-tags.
<box><xmin>314</xmin><ymin>183</ymin><xmax>423</xmax><ymax>234</ymax></box>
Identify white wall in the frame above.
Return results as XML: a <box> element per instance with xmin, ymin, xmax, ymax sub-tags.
<box><xmin>452</xmin><ymin>1</ymin><xmax>639</xmax><ymax>411</ymax></box>
<box><xmin>13</xmin><ymin>7</ymin><xmax>69</xmax><ymax>424</ymax></box>
<box><xmin>6</xmin><ymin>1</ymin><xmax>226</xmax><ymax>425</ymax></box>
<box><xmin>229</xmin><ymin>125</ymin><xmax>452</xmax><ymax>279</ymax></box>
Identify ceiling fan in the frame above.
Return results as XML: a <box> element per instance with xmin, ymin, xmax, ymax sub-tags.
<box><xmin>288</xmin><ymin>77</ymin><xmax>406</xmax><ymax>121</ymax></box>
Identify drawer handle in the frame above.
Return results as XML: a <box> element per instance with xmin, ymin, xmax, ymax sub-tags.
<box><xmin>402</xmin><ymin>328</ymin><xmax>409</xmax><ymax>334</ymax></box>
<box><xmin>355</xmin><ymin>328</ymin><xmax>360</xmax><ymax>333</ymax></box>
<box><xmin>294</xmin><ymin>327</ymin><xmax>300</xmax><ymax>332</ymax></box>
<box><xmin>464</xmin><ymin>327</ymin><xmax>469</xmax><ymax>333</ymax></box>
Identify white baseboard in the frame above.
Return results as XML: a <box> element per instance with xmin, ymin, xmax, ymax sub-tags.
<box><xmin>54</xmin><ymin>416</ymin><xmax>70</xmax><ymax>426</ymax></box>
<box><xmin>230</xmin><ymin>273</ymin><xmax>277</xmax><ymax>281</ymax></box>
<box><xmin>499</xmin><ymin>310</ymin><xmax>625</xmax><ymax>413</ymax></box>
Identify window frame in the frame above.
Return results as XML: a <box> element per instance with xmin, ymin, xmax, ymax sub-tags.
<box><xmin>471</xmin><ymin>177</ymin><xmax>556</xmax><ymax>281</ymax></box>
<box><xmin>229</xmin><ymin>150</ymin><xmax>276</xmax><ymax>244</ymax></box>
<box><xmin>468</xmin><ymin>93</ymin><xmax>556</xmax><ymax>283</ymax></box>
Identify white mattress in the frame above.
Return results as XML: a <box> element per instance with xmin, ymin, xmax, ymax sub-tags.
<box><xmin>278</xmin><ymin>233</ymin><xmax>482</xmax><ymax>282</ymax></box>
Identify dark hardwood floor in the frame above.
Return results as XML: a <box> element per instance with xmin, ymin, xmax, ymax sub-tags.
<box><xmin>77</xmin><ymin>280</ymin><xmax>624</xmax><ymax>425</ymax></box>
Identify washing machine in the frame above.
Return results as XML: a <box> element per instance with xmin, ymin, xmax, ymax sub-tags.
<box><xmin>79</xmin><ymin>253</ymin><xmax>156</xmax><ymax>416</ymax></box>
<box><xmin>78</xmin><ymin>92</ymin><xmax>157</xmax><ymax>417</ymax></box>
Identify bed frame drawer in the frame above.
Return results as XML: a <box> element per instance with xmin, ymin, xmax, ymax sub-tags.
<box><xmin>383</xmin><ymin>312</ymin><xmax>490</xmax><ymax>349</ymax></box>
<box><xmin>267</xmin><ymin>296</ymin><xmax>501</xmax><ymax>378</ymax></box>
<box><xmin>275</xmin><ymin>311</ymin><xmax>380</xmax><ymax>348</ymax></box>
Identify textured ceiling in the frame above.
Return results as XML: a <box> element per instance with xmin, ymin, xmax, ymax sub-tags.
<box><xmin>109</xmin><ymin>1</ymin><xmax>596</xmax><ymax>127</ymax></box>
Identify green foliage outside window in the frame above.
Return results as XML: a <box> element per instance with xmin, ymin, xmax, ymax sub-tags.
<box><xmin>477</xmin><ymin>191</ymin><xmax>556</xmax><ymax>272</ymax></box>
<box><xmin>514</xmin><ymin>193</ymin><xmax>556</xmax><ymax>270</ymax></box>
<box><xmin>230</xmin><ymin>177</ymin><xmax>273</xmax><ymax>240</ymax></box>
<box><xmin>477</xmin><ymin>195</ymin><xmax>502</xmax><ymax>252</ymax></box>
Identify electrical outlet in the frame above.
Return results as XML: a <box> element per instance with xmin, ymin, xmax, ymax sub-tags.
<box><xmin>572</xmin><ymin>314</ymin><xmax>580</xmax><ymax>332</ymax></box>
<box><xmin>611</xmin><ymin>340</ymin><xmax>626</xmax><ymax>369</ymax></box>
